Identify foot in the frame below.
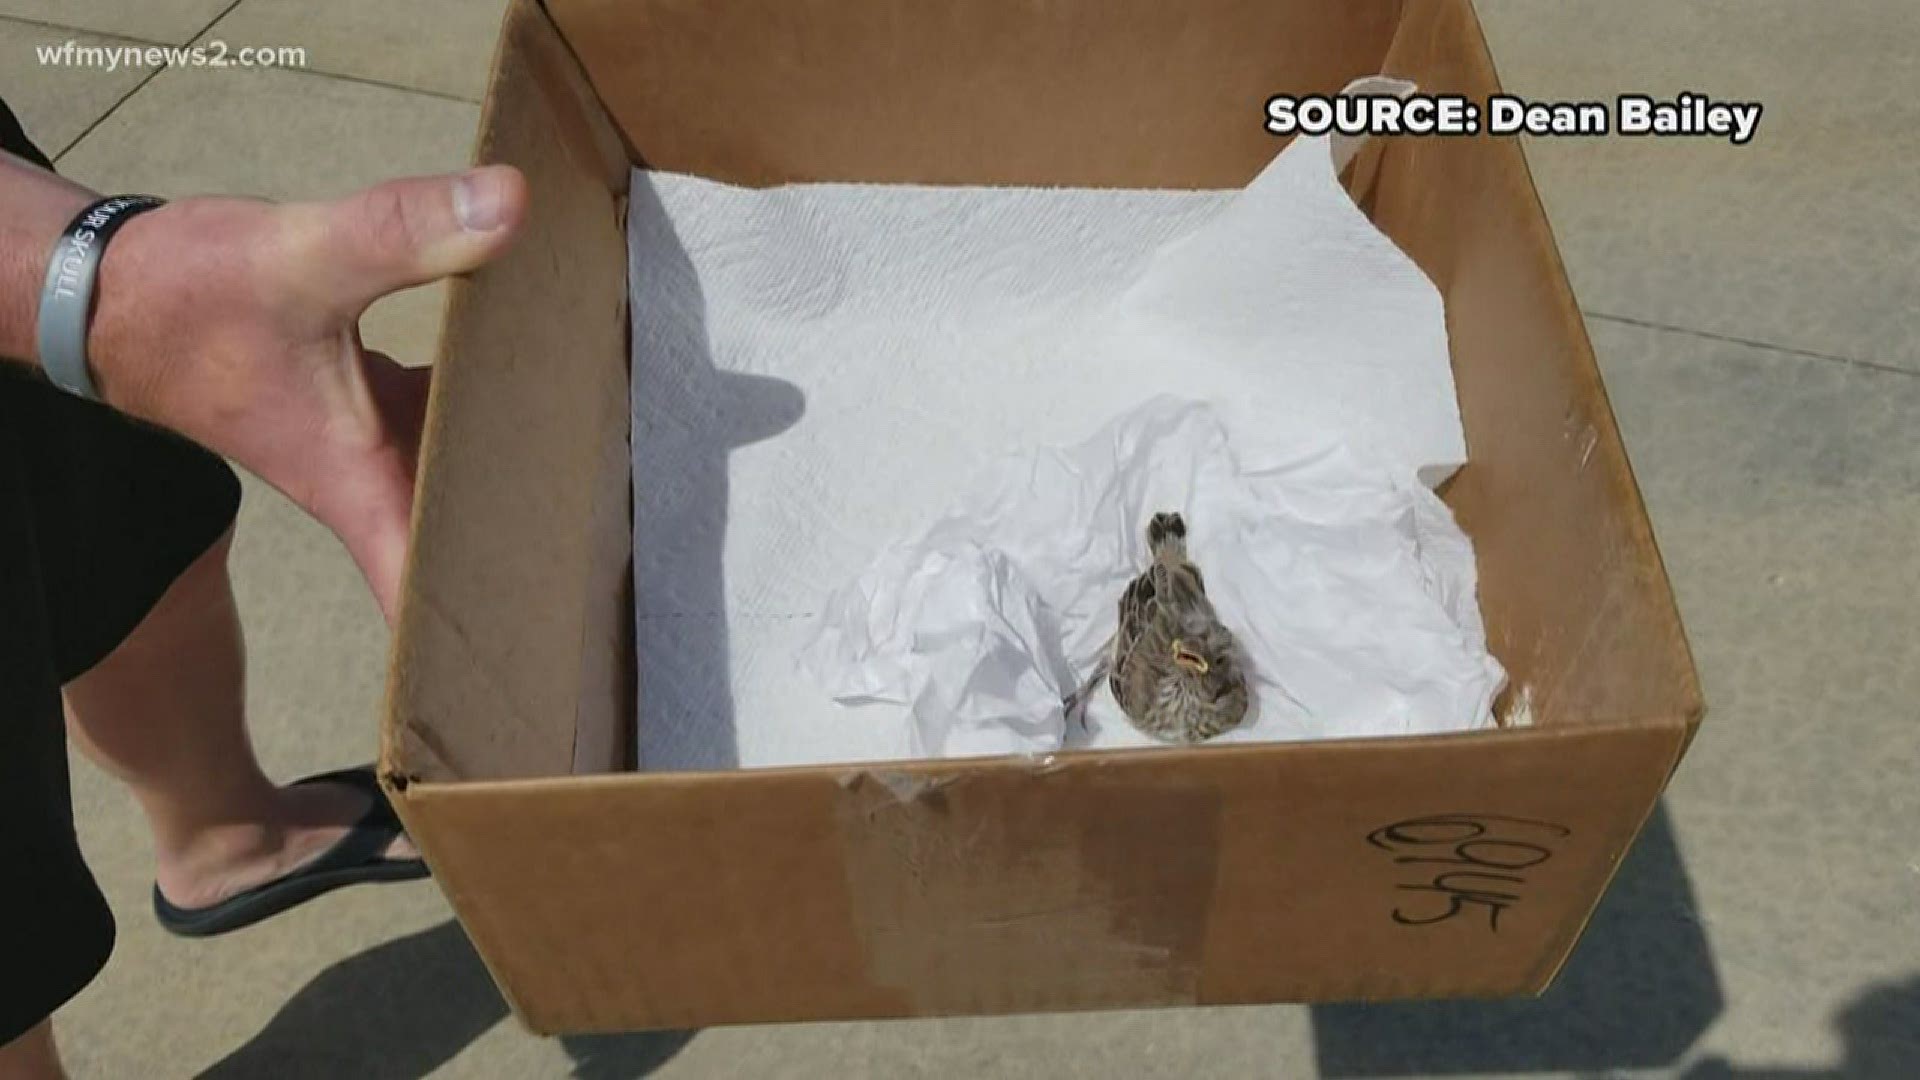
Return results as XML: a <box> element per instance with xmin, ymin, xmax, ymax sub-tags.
<box><xmin>153</xmin><ymin>779</ymin><xmax>417</xmax><ymax>910</ymax></box>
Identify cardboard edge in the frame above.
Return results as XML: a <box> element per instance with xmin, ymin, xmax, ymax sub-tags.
<box><xmin>380</xmin><ymin>778</ymin><xmax>547</xmax><ymax>1024</ymax></box>
<box><xmin>522</xmin><ymin>2</ymin><xmax>636</xmax><ymax>191</ymax></box>
<box><xmin>389</xmin><ymin>715</ymin><xmax>1694</xmax><ymax>794</ymax></box>
<box><xmin>392</xmin><ymin>714</ymin><xmax>1694</xmax><ymax>1029</ymax></box>
<box><xmin>1373</xmin><ymin>0</ymin><xmax>1705</xmax><ymax>732</ymax></box>
<box><xmin>1521</xmin><ymin>715</ymin><xmax>1693</xmax><ymax>994</ymax></box>
<box><xmin>519</xmin><ymin>0</ymin><xmax>635</xmax><ymax>778</ymax></box>
<box><xmin>1458</xmin><ymin>0</ymin><xmax>1705</xmax><ymax>729</ymax></box>
<box><xmin>376</xmin><ymin>6</ymin><xmax>518</xmax><ymax>788</ymax></box>
<box><xmin>380</xmin><ymin>0</ymin><xmax>633</xmax><ymax>785</ymax></box>
<box><xmin>379</xmin><ymin>0</ymin><xmax>637</xmax><ymax>1021</ymax></box>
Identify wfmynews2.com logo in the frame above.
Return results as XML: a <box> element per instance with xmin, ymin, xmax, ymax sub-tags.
<box><xmin>36</xmin><ymin>39</ymin><xmax>309</xmax><ymax>73</ymax></box>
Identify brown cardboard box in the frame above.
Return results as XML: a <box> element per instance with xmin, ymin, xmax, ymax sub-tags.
<box><xmin>379</xmin><ymin>0</ymin><xmax>1704</xmax><ymax>1034</ymax></box>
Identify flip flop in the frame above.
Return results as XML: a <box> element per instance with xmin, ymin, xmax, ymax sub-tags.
<box><xmin>153</xmin><ymin>765</ymin><xmax>429</xmax><ymax>938</ymax></box>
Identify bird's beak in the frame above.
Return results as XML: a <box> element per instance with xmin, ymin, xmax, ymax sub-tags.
<box><xmin>1171</xmin><ymin>640</ymin><xmax>1210</xmax><ymax>675</ymax></box>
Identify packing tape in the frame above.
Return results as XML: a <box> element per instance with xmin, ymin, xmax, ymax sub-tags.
<box><xmin>833</xmin><ymin>762</ymin><xmax>1220</xmax><ymax>1013</ymax></box>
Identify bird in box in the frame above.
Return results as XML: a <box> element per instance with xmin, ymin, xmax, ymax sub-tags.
<box><xmin>1067</xmin><ymin>512</ymin><xmax>1251</xmax><ymax>743</ymax></box>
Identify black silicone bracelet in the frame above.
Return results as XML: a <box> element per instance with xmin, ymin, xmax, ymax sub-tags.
<box><xmin>36</xmin><ymin>194</ymin><xmax>166</xmax><ymax>400</ymax></box>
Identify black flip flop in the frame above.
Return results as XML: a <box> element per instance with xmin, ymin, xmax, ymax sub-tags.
<box><xmin>153</xmin><ymin>765</ymin><xmax>429</xmax><ymax>938</ymax></box>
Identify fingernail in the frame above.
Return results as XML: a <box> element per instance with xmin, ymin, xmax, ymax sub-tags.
<box><xmin>453</xmin><ymin>169</ymin><xmax>504</xmax><ymax>232</ymax></box>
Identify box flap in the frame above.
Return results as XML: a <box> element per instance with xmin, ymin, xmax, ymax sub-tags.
<box><xmin>1370</xmin><ymin>0</ymin><xmax>1703</xmax><ymax>729</ymax></box>
<box><xmin>384</xmin><ymin>0</ymin><xmax>633</xmax><ymax>782</ymax></box>
<box><xmin>547</xmin><ymin>0</ymin><xmax>1405</xmax><ymax>188</ymax></box>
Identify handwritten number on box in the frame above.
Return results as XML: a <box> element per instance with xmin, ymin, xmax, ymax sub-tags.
<box><xmin>1366</xmin><ymin>814</ymin><xmax>1572</xmax><ymax>932</ymax></box>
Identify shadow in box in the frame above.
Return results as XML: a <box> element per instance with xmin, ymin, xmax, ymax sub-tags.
<box><xmin>627</xmin><ymin>174</ymin><xmax>808</xmax><ymax>772</ymax></box>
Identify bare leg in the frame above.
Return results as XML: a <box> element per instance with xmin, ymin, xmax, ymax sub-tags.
<box><xmin>0</xmin><ymin>1019</ymin><xmax>63</xmax><ymax>1080</ymax></box>
<box><xmin>60</xmin><ymin>526</ymin><xmax>409</xmax><ymax>910</ymax></box>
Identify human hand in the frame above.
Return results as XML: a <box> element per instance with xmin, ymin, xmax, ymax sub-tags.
<box><xmin>86</xmin><ymin>166</ymin><xmax>528</xmax><ymax>623</ymax></box>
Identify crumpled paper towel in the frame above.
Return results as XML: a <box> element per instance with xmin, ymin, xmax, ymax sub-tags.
<box><xmin>800</xmin><ymin>397</ymin><xmax>1505</xmax><ymax>758</ymax></box>
<box><xmin>629</xmin><ymin>79</ymin><xmax>1497</xmax><ymax>770</ymax></box>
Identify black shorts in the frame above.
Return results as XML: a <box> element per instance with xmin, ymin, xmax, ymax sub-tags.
<box><xmin>0</xmin><ymin>98</ymin><xmax>241</xmax><ymax>1042</ymax></box>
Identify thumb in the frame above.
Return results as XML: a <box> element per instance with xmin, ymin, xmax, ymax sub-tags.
<box><xmin>287</xmin><ymin>164</ymin><xmax>528</xmax><ymax>314</ymax></box>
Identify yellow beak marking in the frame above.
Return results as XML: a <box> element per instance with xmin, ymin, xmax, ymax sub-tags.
<box><xmin>1171</xmin><ymin>640</ymin><xmax>1210</xmax><ymax>675</ymax></box>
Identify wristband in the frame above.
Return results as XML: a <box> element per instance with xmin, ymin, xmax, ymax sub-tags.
<box><xmin>36</xmin><ymin>194</ymin><xmax>166</xmax><ymax>401</ymax></box>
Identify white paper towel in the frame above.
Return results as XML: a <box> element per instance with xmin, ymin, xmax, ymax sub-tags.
<box><xmin>801</xmin><ymin>397</ymin><xmax>1505</xmax><ymax>757</ymax></box>
<box><xmin>629</xmin><ymin>118</ymin><xmax>1496</xmax><ymax>772</ymax></box>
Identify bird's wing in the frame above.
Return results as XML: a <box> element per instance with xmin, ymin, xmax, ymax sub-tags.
<box><xmin>1111</xmin><ymin>569</ymin><xmax>1158</xmax><ymax>709</ymax></box>
<box><xmin>1117</xmin><ymin>569</ymin><xmax>1157</xmax><ymax>654</ymax></box>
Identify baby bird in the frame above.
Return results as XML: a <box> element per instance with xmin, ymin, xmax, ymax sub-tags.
<box><xmin>1069</xmin><ymin>512</ymin><xmax>1250</xmax><ymax>743</ymax></box>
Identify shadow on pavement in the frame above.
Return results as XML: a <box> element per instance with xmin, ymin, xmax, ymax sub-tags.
<box><xmin>1310</xmin><ymin>802</ymin><xmax>1721</xmax><ymax>1076</ymax></box>
<box><xmin>1684</xmin><ymin>973</ymin><xmax>1920</xmax><ymax>1080</ymax></box>
<box><xmin>198</xmin><ymin>919</ymin><xmax>694</xmax><ymax>1079</ymax></box>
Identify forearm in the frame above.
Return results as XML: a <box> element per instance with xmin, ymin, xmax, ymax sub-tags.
<box><xmin>0</xmin><ymin>150</ymin><xmax>98</xmax><ymax>367</ymax></box>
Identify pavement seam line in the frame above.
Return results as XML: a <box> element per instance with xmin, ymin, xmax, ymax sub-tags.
<box><xmin>0</xmin><ymin>12</ymin><xmax>171</xmax><ymax>47</ymax></box>
<box><xmin>1584</xmin><ymin>310</ymin><xmax>1919</xmax><ymax>381</ymax></box>
<box><xmin>50</xmin><ymin>66</ymin><xmax>164</xmax><ymax>162</ymax></box>
<box><xmin>49</xmin><ymin>0</ymin><xmax>242</xmax><ymax>163</ymax></box>
<box><xmin>179</xmin><ymin>13</ymin><xmax>483</xmax><ymax>104</ymax></box>
<box><xmin>258</xmin><ymin>65</ymin><xmax>482</xmax><ymax>106</ymax></box>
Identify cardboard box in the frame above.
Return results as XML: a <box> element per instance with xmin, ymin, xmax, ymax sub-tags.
<box><xmin>379</xmin><ymin>0</ymin><xmax>1704</xmax><ymax>1034</ymax></box>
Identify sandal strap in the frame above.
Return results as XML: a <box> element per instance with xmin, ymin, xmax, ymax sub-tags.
<box><xmin>288</xmin><ymin>766</ymin><xmax>406</xmax><ymax>873</ymax></box>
